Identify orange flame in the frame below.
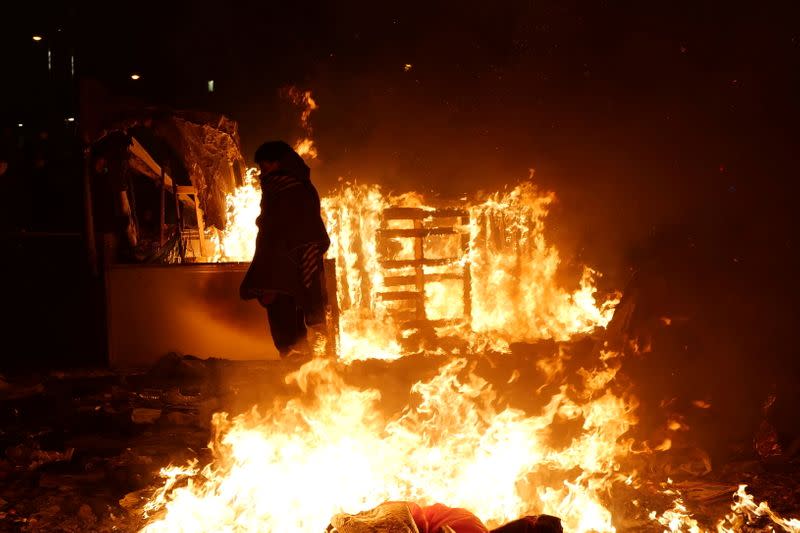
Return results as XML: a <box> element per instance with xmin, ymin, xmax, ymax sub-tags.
<box><xmin>208</xmin><ymin>178</ymin><xmax>619</xmax><ymax>361</ymax></box>
<box><xmin>142</xmin><ymin>352</ymin><xmax>639</xmax><ymax>532</ymax></box>
<box><xmin>285</xmin><ymin>87</ymin><xmax>319</xmax><ymax>159</ymax></box>
<box><xmin>716</xmin><ymin>485</ymin><xmax>800</xmax><ymax>532</ymax></box>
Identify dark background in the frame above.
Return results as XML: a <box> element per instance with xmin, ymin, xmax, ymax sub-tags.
<box><xmin>1</xmin><ymin>1</ymin><xmax>798</xmax><ymax>454</ymax></box>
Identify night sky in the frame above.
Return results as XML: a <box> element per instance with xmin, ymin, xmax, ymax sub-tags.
<box><xmin>4</xmin><ymin>1</ymin><xmax>799</xmax><ymax>278</ymax></box>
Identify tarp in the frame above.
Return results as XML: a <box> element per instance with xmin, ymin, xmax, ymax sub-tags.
<box><xmin>83</xmin><ymin>80</ymin><xmax>246</xmax><ymax>229</ymax></box>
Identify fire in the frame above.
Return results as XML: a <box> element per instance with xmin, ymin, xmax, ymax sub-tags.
<box><xmin>140</xmin><ymin>351</ymin><xmax>800</xmax><ymax>532</ymax></box>
<box><xmin>285</xmin><ymin>87</ymin><xmax>319</xmax><ymax>159</ymax></box>
<box><xmin>209</xmin><ymin>178</ymin><xmax>619</xmax><ymax>362</ymax></box>
<box><xmin>716</xmin><ymin>485</ymin><xmax>800</xmax><ymax>532</ymax></box>
<box><xmin>207</xmin><ymin>168</ymin><xmax>262</xmax><ymax>263</ymax></box>
<box><xmin>151</xmin><ymin>170</ymin><xmax>800</xmax><ymax>532</ymax></box>
<box><xmin>294</xmin><ymin>137</ymin><xmax>318</xmax><ymax>159</ymax></box>
<box><xmin>647</xmin><ymin>483</ymin><xmax>800</xmax><ymax>532</ymax></box>
<box><xmin>141</xmin><ymin>351</ymin><xmax>638</xmax><ymax>532</ymax></box>
<box><xmin>320</xmin><ymin>184</ymin><xmax>403</xmax><ymax>359</ymax></box>
<box><xmin>649</xmin><ymin>497</ymin><xmax>702</xmax><ymax>533</ymax></box>
<box><xmin>468</xmin><ymin>184</ymin><xmax>617</xmax><ymax>343</ymax></box>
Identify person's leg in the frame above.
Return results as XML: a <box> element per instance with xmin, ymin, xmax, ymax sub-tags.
<box><xmin>302</xmin><ymin>263</ymin><xmax>330</xmax><ymax>355</ymax></box>
<box><xmin>266</xmin><ymin>293</ymin><xmax>310</xmax><ymax>356</ymax></box>
<box><xmin>291</xmin><ymin>306</ymin><xmax>311</xmax><ymax>356</ymax></box>
<box><xmin>295</xmin><ymin>305</ymin><xmax>308</xmax><ymax>342</ymax></box>
<box><xmin>266</xmin><ymin>293</ymin><xmax>300</xmax><ymax>355</ymax></box>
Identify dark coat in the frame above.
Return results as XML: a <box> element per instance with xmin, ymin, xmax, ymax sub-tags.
<box><xmin>239</xmin><ymin>154</ymin><xmax>330</xmax><ymax>314</ymax></box>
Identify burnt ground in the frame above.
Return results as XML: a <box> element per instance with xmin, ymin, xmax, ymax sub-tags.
<box><xmin>1</xmin><ymin>346</ymin><xmax>799</xmax><ymax>533</ymax></box>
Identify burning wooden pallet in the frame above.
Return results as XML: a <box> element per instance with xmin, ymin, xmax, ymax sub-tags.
<box><xmin>376</xmin><ymin>206</ymin><xmax>471</xmax><ymax>338</ymax></box>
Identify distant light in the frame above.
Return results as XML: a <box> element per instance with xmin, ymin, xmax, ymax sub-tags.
<box><xmin>17</xmin><ymin>123</ymin><xmax>23</xmax><ymax>128</ymax></box>
<box><xmin>404</xmin><ymin>63</ymin><xmax>413</xmax><ymax>72</ymax></box>
<box><xmin>70</xmin><ymin>54</ymin><xmax>75</xmax><ymax>78</ymax></box>
<box><xmin>207</xmin><ymin>79</ymin><xmax>215</xmax><ymax>93</ymax></box>
<box><xmin>66</xmin><ymin>117</ymin><xmax>75</xmax><ymax>122</ymax></box>
<box><xmin>47</xmin><ymin>48</ymin><xmax>52</xmax><ymax>72</ymax></box>
<box><xmin>130</xmin><ymin>73</ymin><xmax>141</xmax><ymax>80</ymax></box>
<box><xmin>32</xmin><ymin>35</ymin><xmax>43</xmax><ymax>42</ymax></box>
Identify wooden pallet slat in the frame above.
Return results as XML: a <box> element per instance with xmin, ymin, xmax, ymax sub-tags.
<box><xmin>400</xmin><ymin>318</ymin><xmax>464</xmax><ymax>330</ymax></box>
<box><xmin>383</xmin><ymin>273</ymin><xmax>465</xmax><ymax>286</ymax></box>
<box><xmin>382</xmin><ymin>207</ymin><xmax>470</xmax><ymax>220</ymax></box>
<box><xmin>380</xmin><ymin>257</ymin><xmax>462</xmax><ymax>269</ymax></box>
<box><xmin>378</xmin><ymin>227</ymin><xmax>462</xmax><ymax>238</ymax></box>
<box><xmin>378</xmin><ymin>291</ymin><xmax>424</xmax><ymax>301</ymax></box>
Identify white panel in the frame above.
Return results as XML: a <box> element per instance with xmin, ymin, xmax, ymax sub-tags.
<box><xmin>107</xmin><ymin>263</ymin><xmax>278</xmax><ymax>368</ymax></box>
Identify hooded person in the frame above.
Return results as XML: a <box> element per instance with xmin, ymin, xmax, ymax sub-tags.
<box><xmin>240</xmin><ymin>141</ymin><xmax>330</xmax><ymax>357</ymax></box>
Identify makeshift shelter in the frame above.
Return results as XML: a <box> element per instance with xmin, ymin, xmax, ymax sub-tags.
<box><xmin>89</xmin><ymin>108</ymin><xmax>245</xmax><ymax>263</ymax></box>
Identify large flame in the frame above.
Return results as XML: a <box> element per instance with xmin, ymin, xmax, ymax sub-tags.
<box><xmin>208</xmin><ymin>178</ymin><xmax>618</xmax><ymax>362</ymax></box>
<box><xmin>142</xmin><ymin>351</ymin><xmax>637</xmax><ymax>532</ymax></box>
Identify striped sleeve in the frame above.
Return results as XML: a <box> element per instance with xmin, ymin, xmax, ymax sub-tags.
<box><xmin>299</xmin><ymin>243</ymin><xmax>323</xmax><ymax>288</ymax></box>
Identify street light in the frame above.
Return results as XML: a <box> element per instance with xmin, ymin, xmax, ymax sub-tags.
<box><xmin>130</xmin><ymin>73</ymin><xmax>141</xmax><ymax>80</ymax></box>
<box><xmin>32</xmin><ymin>35</ymin><xmax>43</xmax><ymax>42</ymax></box>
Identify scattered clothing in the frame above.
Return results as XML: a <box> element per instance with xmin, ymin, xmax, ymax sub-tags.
<box><xmin>327</xmin><ymin>502</ymin><xmax>559</xmax><ymax>533</ymax></box>
<box><xmin>409</xmin><ymin>503</ymin><xmax>488</xmax><ymax>533</ymax></box>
